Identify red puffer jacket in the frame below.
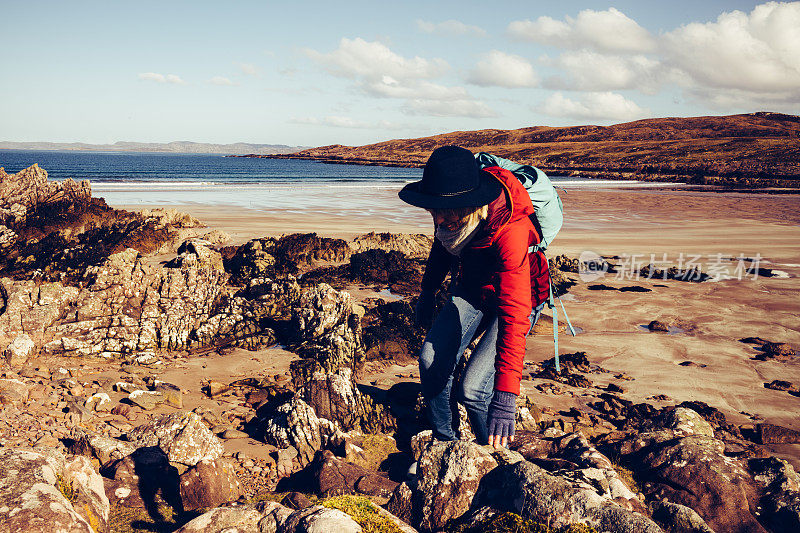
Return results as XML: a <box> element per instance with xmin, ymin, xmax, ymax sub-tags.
<box><xmin>420</xmin><ymin>166</ymin><xmax>551</xmax><ymax>395</ymax></box>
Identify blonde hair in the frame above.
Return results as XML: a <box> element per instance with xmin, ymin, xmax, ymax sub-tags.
<box><xmin>428</xmin><ymin>205</ymin><xmax>489</xmax><ymax>227</ymax></box>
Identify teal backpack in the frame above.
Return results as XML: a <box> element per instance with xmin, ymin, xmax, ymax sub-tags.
<box><xmin>475</xmin><ymin>152</ymin><xmax>575</xmax><ymax>372</ymax></box>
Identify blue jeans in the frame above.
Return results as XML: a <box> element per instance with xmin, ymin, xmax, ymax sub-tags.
<box><xmin>418</xmin><ymin>288</ymin><xmax>545</xmax><ymax>444</ymax></box>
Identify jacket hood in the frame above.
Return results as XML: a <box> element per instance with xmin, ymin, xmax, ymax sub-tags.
<box><xmin>469</xmin><ymin>166</ymin><xmax>535</xmax><ymax>248</ymax></box>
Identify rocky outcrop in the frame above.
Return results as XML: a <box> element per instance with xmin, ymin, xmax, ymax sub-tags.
<box><xmin>0</xmin><ymin>241</ymin><xmax>229</xmax><ymax>358</ymax></box>
<box><xmin>262</xmin><ymin>397</ymin><xmax>338</xmax><ymax>466</ymax></box>
<box><xmin>0</xmin><ymin>239</ymin><xmax>300</xmax><ymax>359</ymax></box>
<box><xmin>300</xmin><ymin>368</ymin><xmax>395</xmax><ymax>434</ymax></box>
<box><xmin>0</xmin><ymin>163</ymin><xmax>91</xmax><ymax>226</ymax></box>
<box><xmin>289</xmin><ymin>283</ymin><xmax>364</xmax><ymax>378</ymax></box>
<box><xmin>350</xmin><ymin>232</ymin><xmax>432</xmax><ymax>260</ymax></box>
<box><xmin>225</xmin><ymin>233</ymin><xmax>351</xmax><ymax>284</ymax></box>
<box><xmin>0</xmin><ymin>165</ymin><xmax>211</xmax><ymax>283</ymax></box>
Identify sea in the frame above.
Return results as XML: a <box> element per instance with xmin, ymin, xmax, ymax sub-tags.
<box><xmin>0</xmin><ymin>150</ymin><xmax>662</xmax><ymax>226</ymax></box>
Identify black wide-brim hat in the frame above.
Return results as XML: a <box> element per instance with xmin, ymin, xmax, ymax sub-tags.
<box><xmin>399</xmin><ymin>145</ymin><xmax>502</xmax><ymax>209</ymax></box>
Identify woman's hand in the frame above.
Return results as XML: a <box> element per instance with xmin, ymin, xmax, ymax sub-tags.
<box><xmin>487</xmin><ymin>390</ymin><xmax>517</xmax><ymax>448</ymax></box>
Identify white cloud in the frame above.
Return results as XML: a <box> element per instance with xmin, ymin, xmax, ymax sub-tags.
<box><xmin>508</xmin><ymin>7</ymin><xmax>655</xmax><ymax>53</ymax></box>
<box><xmin>416</xmin><ymin>19</ymin><xmax>486</xmax><ymax>37</ymax></box>
<box><xmin>546</xmin><ymin>51</ymin><xmax>660</xmax><ymax>92</ymax></box>
<box><xmin>209</xmin><ymin>76</ymin><xmax>236</xmax><ymax>86</ymax></box>
<box><xmin>306</xmin><ymin>38</ymin><xmax>495</xmax><ymax>118</ymax></box>
<box><xmin>662</xmin><ymin>1</ymin><xmax>800</xmax><ymax>103</ymax></box>
<box><xmin>138</xmin><ymin>72</ymin><xmax>186</xmax><ymax>84</ymax></box>
<box><xmin>541</xmin><ymin>92</ymin><xmax>651</xmax><ymax>121</ymax></box>
<box><xmin>239</xmin><ymin>62</ymin><xmax>258</xmax><ymax>76</ymax></box>
<box><xmin>467</xmin><ymin>50</ymin><xmax>539</xmax><ymax>88</ymax></box>
<box><xmin>305</xmin><ymin>37</ymin><xmax>447</xmax><ymax>80</ymax></box>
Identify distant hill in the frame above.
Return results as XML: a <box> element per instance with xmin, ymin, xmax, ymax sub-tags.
<box><xmin>250</xmin><ymin>112</ymin><xmax>800</xmax><ymax>188</ymax></box>
<box><xmin>0</xmin><ymin>140</ymin><xmax>307</xmax><ymax>155</ymax></box>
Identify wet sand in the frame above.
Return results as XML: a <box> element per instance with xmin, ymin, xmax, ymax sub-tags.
<box><xmin>115</xmin><ymin>187</ymin><xmax>800</xmax><ymax>464</ymax></box>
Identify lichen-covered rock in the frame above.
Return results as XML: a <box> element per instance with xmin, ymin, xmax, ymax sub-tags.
<box><xmin>292</xmin><ymin>283</ymin><xmax>353</xmax><ymax>341</ymax></box>
<box><xmin>280</xmin><ymin>505</ymin><xmax>363</xmax><ymax>533</ymax></box>
<box><xmin>309</xmin><ymin>449</ymin><xmax>398</xmax><ymax>499</ymax></box>
<box><xmin>3</xmin><ymin>333</ymin><xmax>35</xmax><ymax>366</ymax></box>
<box><xmin>666</xmin><ymin>407</ymin><xmax>715</xmax><ymax>437</ymax></box>
<box><xmin>69</xmin><ymin>431</ymin><xmax>137</xmax><ymax>466</ymax></box>
<box><xmin>0</xmin><ymin>448</ymin><xmax>109</xmax><ymax>533</ymax></box>
<box><xmin>126</xmin><ymin>411</ymin><xmax>223</xmax><ymax>466</ymax></box>
<box><xmin>474</xmin><ymin>460</ymin><xmax>662</xmax><ymax>533</ymax></box>
<box><xmin>288</xmin><ymin>284</ymin><xmax>365</xmax><ymax>387</ymax></box>
<box><xmin>179</xmin><ymin>458</ymin><xmax>242</xmax><ymax>511</ymax></box>
<box><xmin>349</xmin><ymin>232</ymin><xmax>432</xmax><ymax>260</ymax></box>
<box><xmin>263</xmin><ymin>397</ymin><xmax>338</xmax><ymax>465</ymax></box>
<box><xmin>749</xmin><ymin>457</ymin><xmax>800</xmax><ymax>531</ymax></box>
<box><xmin>634</xmin><ymin>434</ymin><xmax>764</xmax><ymax>533</ymax></box>
<box><xmin>652</xmin><ymin>501</ymin><xmax>715</xmax><ymax>533</ymax></box>
<box><xmin>299</xmin><ymin>368</ymin><xmax>395</xmax><ymax>433</ymax></box>
<box><xmin>173</xmin><ymin>501</ymin><xmax>292</xmax><ymax>532</ymax></box>
<box><xmin>415</xmin><ymin>440</ymin><xmax>499</xmax><ymax>532</ymax></box>
<box><xmin>386</xmin><ymin>482</ymin><xmax>415</xmax><ymax>527</ymax></box>
<box><xmin>2</xmin><ymin>241</ymin><xmax>231</xmax><ymax>358</ymax></box>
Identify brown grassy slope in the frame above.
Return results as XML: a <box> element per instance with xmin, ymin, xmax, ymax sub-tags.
<box><xmin>257</xmin><ymin>112</ymin><xmax>800</xmax><ymax>187</ymax></box>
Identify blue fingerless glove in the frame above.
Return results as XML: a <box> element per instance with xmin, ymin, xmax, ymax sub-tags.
<box><xmin>487</xmin><ymin>390</ymin><xmax>517</xmax><ymax>440</ymax></box>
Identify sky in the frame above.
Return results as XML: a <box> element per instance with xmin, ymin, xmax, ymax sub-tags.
<box><xmin>1</xmin><ymin>0</ymin><xmax>798</xmax><ymax>147</ymax></box>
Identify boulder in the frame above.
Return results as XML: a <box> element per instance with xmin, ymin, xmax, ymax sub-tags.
<box><xmin>280</xmin><ymin>505</ymin><xmax>362</xmax><ymax>533</ymax></box>
<box><xmin>263</xmin><ymin>397</ymin><xmax>337</xmax><ymax>465</ymax></box>
<box><xmin>666</xmin><ymin>407</ymin><xmax>715</xmax><ymax>437</ymax></box>
<box><xmin>415</xmin><ymin>440</ymin><xmax>498</xmax><ymax>531</ymax></box>
<box><xmin>0</xmin><ymin>448</ymin><xmax>109</xmax><ymax>533</ymax></box>
<box><xmin>173</xmin><ymin>500</ymin><xmax>292</xmax><ymax>532</ymax></box>
<box><xmin>636</xmin><ymin>435</ymin><xmax>765</xmax><ymax>533</ymax></box>
<box><xmin>69</xmin><ymin>431</ymin><xmax>137</xmax><ymax>466</ymax></box>
<box><xmin>4</xmin><ymin>333</ymin><xmax>35</xmax><ymax>366</ymax></box>
<box><xmin>102</xmin><ymin>446</ymin><xmax>181</xmax><ymax>511</ymax></box>
<box><xmin>474</xmin><ymin>460</ymin><xmax>661</xmax><ymax>533</ymax></box>
<box><xmin>126</xmin><ymin>411</ymin><xmax>223</xmax><ymax>466</ymax></box>
<box><xmin>756</xmin><ymin>423</ymin><xmax>800</xmax><ymax>444</ymax></box>
<box><xmin>179</xmin><ymin>458</ymin><xmax>242</xmax><ymax>511</ymax></box>
<box><xmin>309</xmin><ymin>449</ymin><xmax>398</xmax><ymax>499</ymax></box>
<box><xmin>652</xmin><ymin>501</ymin><xmax>715</xmax><ymax>533</ymax></box>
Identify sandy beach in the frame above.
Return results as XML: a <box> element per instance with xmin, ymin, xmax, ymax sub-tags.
<box><xmin>115</xmin><ymin>186</ymin><xmax>800</xmax><ymax>466</ymax></box>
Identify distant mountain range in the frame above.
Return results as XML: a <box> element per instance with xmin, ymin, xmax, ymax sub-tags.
<box><xmin>253</xmin><ymin>112</ymin><xmax>800</xmax><ymax>189</ymax></box>
<box><xmin>0</xmin><ymin>140</ymin><xmax>307</xmax><ymax>155</ymax></box>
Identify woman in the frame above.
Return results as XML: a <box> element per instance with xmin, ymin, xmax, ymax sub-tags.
<box><xmin>399</xmin><ymin>146</ymin><xmax>550</xmax><ymax>448</ymax></box>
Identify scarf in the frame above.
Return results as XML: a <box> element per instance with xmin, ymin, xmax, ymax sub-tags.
<box><xmin>435</xmin><ymin>217</ymin><xmax>482</xmax><ymax>256</ymax></box>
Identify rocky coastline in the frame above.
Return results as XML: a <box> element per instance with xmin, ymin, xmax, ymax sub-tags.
<box><xmin>1</xmin><ymin>164</ymin><xmax>799</xmax><ymax>532</ymax></box>
<box><xmin>236</xmin><ymin>112</ymin><xmax>800</xmax><ymax>190</ymax></box>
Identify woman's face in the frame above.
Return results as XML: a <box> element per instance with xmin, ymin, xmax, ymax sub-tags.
<box><xmin>430</xmin><ymin>211</ymin><xmax>465</xmax><ymax>231</ymax></box>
